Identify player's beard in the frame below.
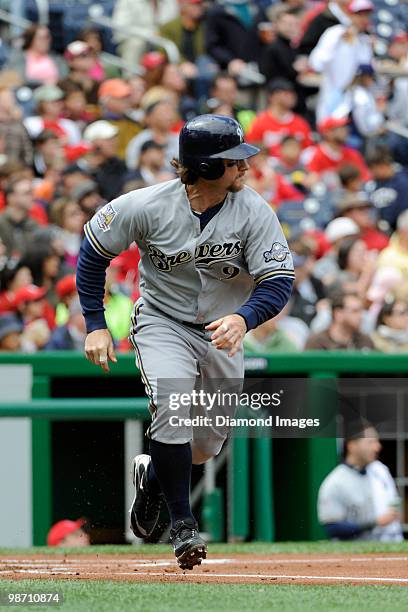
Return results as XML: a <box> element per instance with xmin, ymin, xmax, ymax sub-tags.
<box><xmin>227</xmin><ymin>176</ymin><xmax>245</xmax><ymax>193</ymax></box>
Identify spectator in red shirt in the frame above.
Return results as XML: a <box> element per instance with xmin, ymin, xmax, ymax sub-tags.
<box><xmin>336</xmin><ymin>192</ymin><xmax>389</xmax><ymax>251</ymax></box>
<box><xmin>306</xmin><ymin>117</ymin><xmax>371</xmax><ymax>183</ymax></box>
<box><xmin>0</xmin><ymin>261</ymin><xmax>33</xmax><ymax>314</ymax></box>
<box><xmin>13</xmin><ymin>284</ymin><xmax>53</xmax><ymax>350</ymax></box>
<box><xmin>13</xmin><ymin>284</ymin><xmax>47</xmax><ymax>321</ymax></box>
<box><xmin>23</xmin><ymin>239</ymin><xmax>62</xmax><ymax>312</ymax></box>
<box><xmin>246</xmin><ymin>78</ymin><xmax>313</xmax><ymax>156</ymax></box>
<box><xmin>272</xmin><ymin>135</ymin><xmax>319</xmax><ymax>193</ymax></box>
<box><xmin>246</xmin><ymin>147</ymin><xmax>303</xmax><ymax>207</ymax></box>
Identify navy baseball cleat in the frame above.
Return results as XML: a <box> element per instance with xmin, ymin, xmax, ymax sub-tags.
<box><xmin>170</xmin><ymin>518</ymin><xmax>207</xmax><ymax>570</ymax></box>
<box><xmin>129</xmin><ymin>454</ymin><xmax>163</xmax><ymax>539</ymax></box>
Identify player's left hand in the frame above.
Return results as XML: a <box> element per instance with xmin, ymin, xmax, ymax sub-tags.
<box><xmin>206</xmin><ymin>314</ymin><xmax>247</xmax><ymax>357</ymax></box>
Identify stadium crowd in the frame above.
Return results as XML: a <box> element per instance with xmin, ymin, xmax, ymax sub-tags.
<box><xmin>0</xmin><ymin>0</ymin><xmax>407</xmax><ymax>354</ymax></box>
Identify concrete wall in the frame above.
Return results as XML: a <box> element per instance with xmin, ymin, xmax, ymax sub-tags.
<box><xmin>0</xmin><ymin>366</ymin><xmax>32</xmax><ymax>547</ymax></box>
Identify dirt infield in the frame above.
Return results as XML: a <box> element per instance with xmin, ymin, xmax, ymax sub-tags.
<box><xmin>1</xmin><ymin>553</ymin><xmax>407</xmax><ymax>586</ymax></box>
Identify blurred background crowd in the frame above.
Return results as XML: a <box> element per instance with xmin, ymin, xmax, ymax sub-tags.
<box><xmin>0</xmin><ymin>0</ymin><xmax>407</xmax><ymax>354</ymax></box>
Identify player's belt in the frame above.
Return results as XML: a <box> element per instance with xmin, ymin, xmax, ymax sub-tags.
<box><xmin>153</xmin><ymin>305</ymin><xmax>209</xmax><ymax>332</ymax></box>
<box><xmin>179</xmin><ymin>319</ymin><xmax>209</xmax><ymax>332</ymax></box>
<box><xmin>168</xmin><ymin>314</ymin><xmax>209</xmax><ymax>332</ymax></box>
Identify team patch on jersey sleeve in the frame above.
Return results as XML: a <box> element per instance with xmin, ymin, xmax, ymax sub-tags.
<box><xmin>263</xmin><ymin>241</ymin><xmax>289</xmax><ymax>263</ymax></box>
<box><xmin>96</xmin><ymin>203</ymin><xmax>117</xmax><ymax>232</ymax></box>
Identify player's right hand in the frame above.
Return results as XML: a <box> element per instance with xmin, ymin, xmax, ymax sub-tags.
<box><xmin>85</xmin><ymin>329</ymin><xmax>117</xmax><ymax>373</ymax></box>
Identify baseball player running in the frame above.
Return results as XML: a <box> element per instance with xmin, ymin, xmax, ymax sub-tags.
<box><xmin>77</xmin><ymin>114</ymin><xmax>295</xmax><ymax>569</ymax></box>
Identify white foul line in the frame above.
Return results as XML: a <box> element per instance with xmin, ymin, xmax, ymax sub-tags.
<box><xmin>1</xmin><ymin>567</ymin><xmax>407</xmax><ymax>584</ymax></box>
<box><xmin>1</xmin><ymin>556</ymin><xmax>408</xmax><ymax>566</ymax></box>
<box><xmin>115</xmin><ymin>571</ymin><xmax>408</xmax><ymax>584</ymax></box>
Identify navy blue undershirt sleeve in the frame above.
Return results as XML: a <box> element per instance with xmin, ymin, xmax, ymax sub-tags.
<box><xmin>76</xmin><ymin>236</ymin><xmax>111</xmax><ymax>333</ymax></box>
<box><xmin>235</xmin><ymin>277</ymin><xmax>294</xmax><ymax>331</ymax></box>
<box><xmin>324</xmin><ymin>521</ymin><xmax>375</xmax><ymax>540</ymax></box>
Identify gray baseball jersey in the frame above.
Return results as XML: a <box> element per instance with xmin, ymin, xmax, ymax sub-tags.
<box><xmin>317</xmin><ymin>462</ymin><xmax>403</xmax><ymax>541</ymax></box>
<box><xmin>84</xmin><ymin>178</ymin><xmax>295</xmax><ymax>323</ymax></box>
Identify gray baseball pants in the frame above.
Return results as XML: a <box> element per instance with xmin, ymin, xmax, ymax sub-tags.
<box><xmin>129</xmin><ymin>298</ymin><xmax>244</xmax><ymax>464</ymax></box>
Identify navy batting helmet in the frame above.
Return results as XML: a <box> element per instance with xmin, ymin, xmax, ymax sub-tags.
<box><xmin>179</xmin><ymin>114</ymin><xmax>260</xmax><ymax>180</ymax></box>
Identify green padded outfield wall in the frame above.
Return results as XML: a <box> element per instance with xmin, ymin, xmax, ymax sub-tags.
<box><xmin>2</xmin><ymin>351</ymin><xmax>407</xmax><ymax>545</ymax></box>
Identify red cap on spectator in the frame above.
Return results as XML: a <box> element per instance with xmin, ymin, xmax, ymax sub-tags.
<box><xmin>64</xmin><ymin>143</ymin><xmax>93</xmax><ymax>163</ymax></box>
<box><xmin>347</xmin><ymin>0</ymin><xmax>374</xmax><ymax>13</ymax></box>
<box><xmin>140</xmin><ymin>51</ymin><xmax>167</xmax><ymax>70</ymax></box>
<box><xmin>318</xmin><ymin>116</ymin><xmax>349</xmax><ymax>134</ymax></box>
<box><xmin>13</xmin><ymin>285</ymin><xmax>46</xmax><ymax>308</ymax></box>
<box><xmin>98</xmin><ymin>79</ymin><xmax>131</xmax><ymax>99</ymax></box>
<box><xmin>393</xmin><ymin>32</ymin><xmax>408</xmax><ymax>44</ymax></box>
<box><xmin>47</xmin><ymin>519</ymin><xmax>86</xmax><ymax>546</ymax></box>
<box><xmin>56</xmin><ymin>275</ymin><xmax>77</xmax><ymax>300</ymax></box>
<box><xmin>304</xmin><ymin>229</ymin><xmax>331</xmax><ymax>259</ymax></box>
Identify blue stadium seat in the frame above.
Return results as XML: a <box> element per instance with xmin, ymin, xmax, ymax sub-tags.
<box><xmin>277</xmin><ymin>194</ymin><xmax>337</xmax><ymax>239</ymax></box>
<box><xmin>24</xmin><ymin>0</ymin><xmax>116</xmax><ymax>53</ymax></box>
<box><xmin>371</xmin><ymin>0</ymin><xmax>408</xmax><ymax>43</ymax></box>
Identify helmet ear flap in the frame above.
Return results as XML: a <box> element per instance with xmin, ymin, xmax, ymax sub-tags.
<box><xmin>198</xmin><ymin>160</ymin><xmax>225</xmax><ymax>180</ymax></box>
<box><xmin>199</xmin><ymin>162</ymin><xmax>210</xmax><ymax>175</ymax></box>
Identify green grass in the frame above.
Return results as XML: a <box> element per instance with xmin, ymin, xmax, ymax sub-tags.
<box><xmin>1</xmin><ymin>540</ymin><xmax>408</xmax><ymax>556</ymax></box>
<box><xmin>0</xmin><ymin>581</ymin><xmax>407</xmax><ymax>612</ymax></box>
<box><xmin>1</xmin><ymin>543</ymin><xmax>407</xmax><ymax>611</ymax></box>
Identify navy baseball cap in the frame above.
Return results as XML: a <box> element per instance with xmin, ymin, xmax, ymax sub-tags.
<box><xmin>140</xmin><ymin>139</ymin><xmax>165</xmax><ymax>153</ymax></box>
<box><xmin>356</xmin><ymin>64</ymin><xmax>375</xmax><ymax>77</ymax></box>
<box><xmin>0</xmin><ymin>314</ymin><xmax>23</xmax><ymax>341</ymax></box>
<box><xmin>267</xmin><ymin>78</ymin><xmax>295</xmax><ymax>95</ymax></box>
